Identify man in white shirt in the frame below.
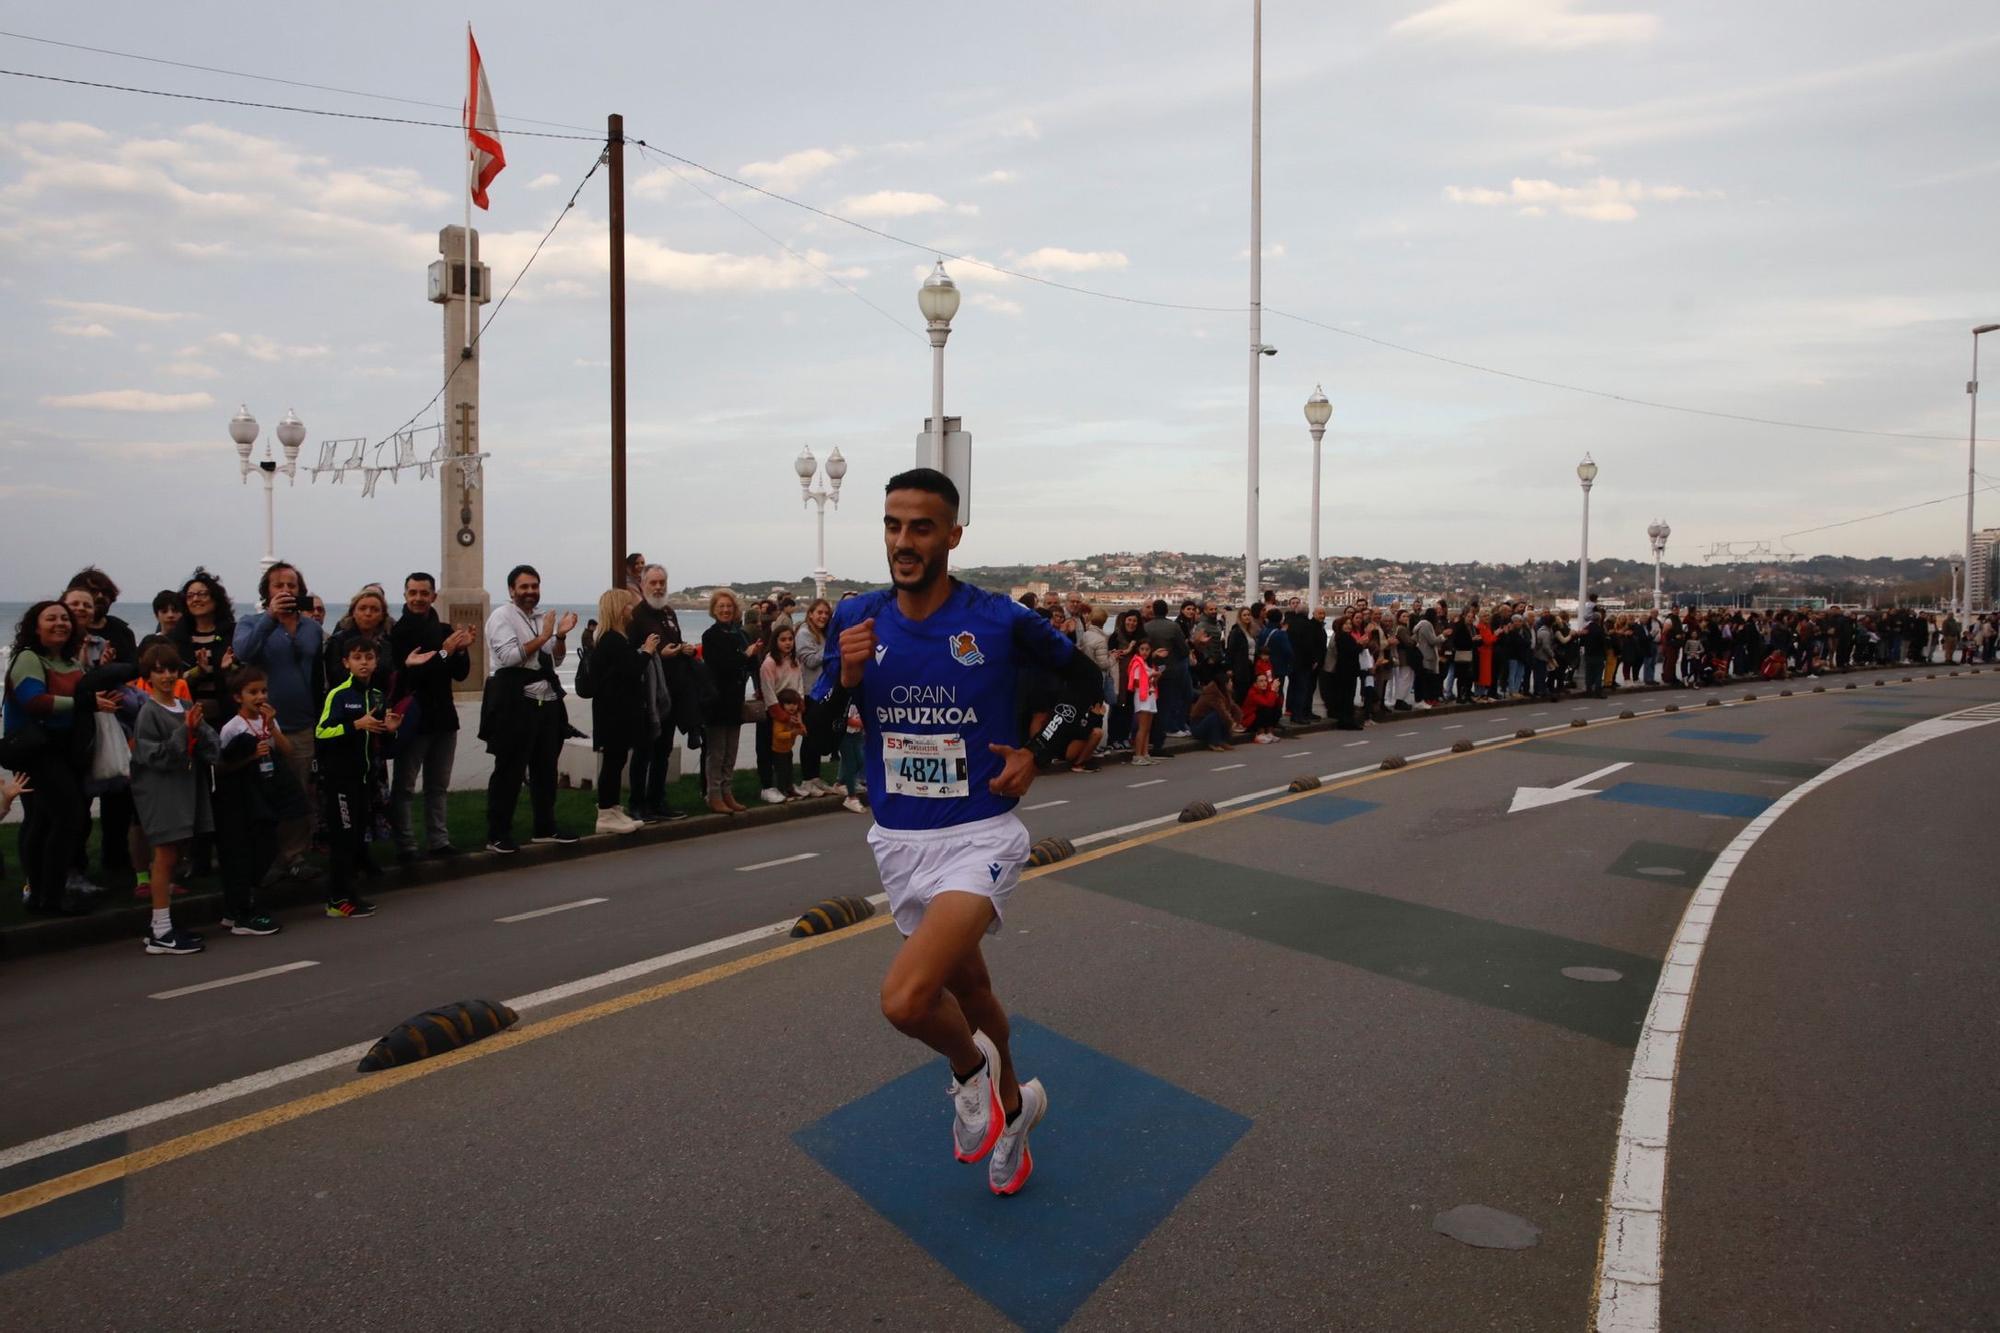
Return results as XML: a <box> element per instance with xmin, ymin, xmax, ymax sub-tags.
<box><xmin>482</xmin><ymin>564</ymin><xmax>579</xmax><ymax>854</ymax></box>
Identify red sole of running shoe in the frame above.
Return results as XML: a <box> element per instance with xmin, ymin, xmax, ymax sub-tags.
<box><xmin>954</xmin><ymin>1083</ymin><xmax>1005</xmax><ymax>1163</ymax></box>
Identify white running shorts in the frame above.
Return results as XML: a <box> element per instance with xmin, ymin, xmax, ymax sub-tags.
<box><xmin>866</xmin><ymin>811</ymin><xmax>1032</xmax><ymax>937</ymax></box>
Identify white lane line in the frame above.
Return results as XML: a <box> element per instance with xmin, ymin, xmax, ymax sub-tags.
<box><xmin>0</xmin><ymin>894</ymin><xmax>894</xmax><ymax>1173</ymax></box>
<box><xmin>1532</xmin><ymin>711</ymin><xmax>1550</xmax><ymax>717</ymax></box>
<box><xmin>1023</xmin><ymin>799</ymin><xmax>1069</xmax><ymax>810</ymax></box>
<box><xmin>1343</xmin><ymin>740</ymin><xmax>1369</xmax><ymax>747</ymax></box>
<box><xmin>1443</xmin><ymin>724</ymin><xmax>1463</xmax><ymax>731</ymax></box>
<box><xmin>1127</xmin><ymin>778</ymin><xmax>1167</xmax><ymax>788</ymax></box>
<box><xmin>1397</xmin><ymin>730</ymin><xmax>1418</xmax><ymax>737</ymax></box>
<box><xmin>1283</xmin><ymin>749</ymin><xmax>1312</xmax><ymax>757</ymax></box>
<box><xmin>1212</xmin><ymin>762</ymin><xmax>1246</xmax><ymax>771</ymax></box>
<box><xmin>149</xmin><ymin>961</ymin><xmax>319</xmax><ymax>1001</ymax></box>
<box><xmin>735</xmin><ymin>852</ymin><xmax>819</xmax><ymax>872</ymax></box>
<box><xmin>495</xmin><ymin>897</ymin><xmax>608</xmax><ymax>924</ymax></box>
<box><xmin>1591</xmin><ymin>704</ymin><xmax>2000</xmax><ymax>1332</ymax></box>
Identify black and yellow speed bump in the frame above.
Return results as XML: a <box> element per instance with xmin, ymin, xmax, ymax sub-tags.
<box><xmin>357</xmin><ymin>999</ymin><xmax>519</xmax><ymax>1072</ymax></box>
<box><xmin>1288</xmin><ymin>775</ymin><xmax>1322</xmax><ymax>792</ymax></box>
<box><xmin>1027</xmin><ymin>836</ymin><xmax>1076</xmax><ymax>867</ymax></box>
<box><xmin>1179</xmin><ymin>799</ymin><xmax>1217</xmax><ymax>823</ymax></box>
<box><xmin>790</xmin><ymin>895</ymin><xmax>878</xmax><ymax>938</ymax></box>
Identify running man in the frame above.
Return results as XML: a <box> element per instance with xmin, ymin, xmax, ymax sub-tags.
<box><xmin>809</xmin><ymin>467</ymin><xmax>1104</xmax><ymax>1195</ymax></box>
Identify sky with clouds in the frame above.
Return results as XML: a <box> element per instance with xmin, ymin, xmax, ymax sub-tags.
<box><xmin>2</xmin><ymin>0</ymin><xmax>1997</xmax><ymax>602</ymax></box>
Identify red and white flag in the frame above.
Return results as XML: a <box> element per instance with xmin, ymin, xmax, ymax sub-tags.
<box><xmin>464</xmin><ymin>26</ymin><xmax>505</xmax><ymax>210</ymax></box>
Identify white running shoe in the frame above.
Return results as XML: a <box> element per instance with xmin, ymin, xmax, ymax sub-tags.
<box><xmin>951</xmin><ymin>1030</ymin><xmax>1004</xmax><ymax>1163</ymax></box>
<box><xmin>841</xmin><ymin>795</ymin><xmax>866</xmax><ymax>814</ymax></box>
<box><xmin>988</xmin><ymin>1077</ymin><xmax>1047</xmax><ymax>1195</ymax></box>
<box><xmin>758</xmin><ymin>787</ymin><xmax>787</xmax><ymax>805</ymax></box>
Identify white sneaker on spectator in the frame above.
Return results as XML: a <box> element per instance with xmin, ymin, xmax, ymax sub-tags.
<box><xmin>594</xmin><ymin>808</ymin><xmax>642</xmax><ymax>835</ymax></box>
<box><xmin>842</xmin><ymin>795</ymin><xmax>866</xmax><ymax>814</ymax></box>
<box><xmin>826</xmin><ymin>782</ymin><xmax>848</xmax><ymax>797</ymax></box>
<box><xmin>759</xmin><ymin>787</ymin><xmax>787</xmax><ymax>805</ymax></box>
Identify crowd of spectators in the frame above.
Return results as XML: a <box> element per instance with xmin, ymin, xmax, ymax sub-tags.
<box><xmin>7</xmin><ymin>557</ymin><xmax>1994</xmax><ymax>957</ymax></box>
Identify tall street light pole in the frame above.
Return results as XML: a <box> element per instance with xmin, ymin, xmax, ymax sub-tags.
<box><xmin>919</xmin><ymin>262</ymin><xmax>959</xmax><ymax>472</ymax></box>
<box><xmin>1304</xmin><ymin>386</ymin><xmax>1332</xmax><ymax>610</ymax></box>
<box><xmin>1948</xmin><ymin>552</ymin><xmax>1963</xmax><ymax>620</ymax></box>
<box><xmin>1966</xmin><ymin>324</ymin><xmax>1997</xmax><ymax>625</ymax></box>
<box><xmin>794</xmin><ymin>445</ymin><xmax>847</xmax><ymax>601</ymax></box>
<box><xmin>1648</xmin><ymin>520</ymin><xmax>1670</xmax><ymax>612</ymax></box>
<box><xmin>230</xmin><ymin>404</ymin><xmax>306</xmax><ymax>569</ymax></box>
<box><xmin>1245</xmin><ymin>0</ymin><xmax>1263</xmax><ymax>606</ymax></box>
<box><xmin>1576</xmin><ymin>454</ymin><xmax>1598</xmax><ymax>611</ymax></box>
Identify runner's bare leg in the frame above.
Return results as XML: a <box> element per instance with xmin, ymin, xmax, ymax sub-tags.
<box><xmin>880</xmin><ymin>890</ymin><xmax>1022</xmax><ymax>1116</ymax></box>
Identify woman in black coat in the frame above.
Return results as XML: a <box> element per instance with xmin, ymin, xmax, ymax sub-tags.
<box><xmin>587</xmin><ymin>589</ymin><xmax>652</xmax><ymax>834</ymax></box>
<box><xmin>699</xmin><ymin>590</ymin><xmax>762</xmax><ymax>815</ymax></box>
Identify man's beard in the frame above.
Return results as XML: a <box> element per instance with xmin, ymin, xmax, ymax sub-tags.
<box><xmin>889</xmin><ymin>548</ymin><xmax>945</xmax><ymax>592</ymax></box>
<box><xmin>644</xmin><ymin>590</ymin><xmax>670</xmax><ymax>611</ymax></box>
<box><xmin>514</xmin><ymin>594</ymin><xmax>539</xmax><ymax>614</ymax></box>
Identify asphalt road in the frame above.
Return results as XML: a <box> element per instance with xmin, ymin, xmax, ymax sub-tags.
<box><xmin>2</xmin><ymin>662</ymin><xmax>1994</xmax><ymax>1331</ymax></box>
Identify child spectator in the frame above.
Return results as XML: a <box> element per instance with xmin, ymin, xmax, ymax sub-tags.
<box><xmin>129</xmin><ymin>643</ymin><xmax>218</xmax><ymax>955</ymax></box>
<box><xmin>769</xmin><ymin>686</ymin><xmax>804</xmax><ymax>799</ymax></box>
<box><xmin>1127</xmin><ymin>646</ymin><xmax>1162</xmax><ymax>766</ymax></box>
<box><xmin>1243</xmin><ymin>670</ymin><xmax>1284</xmax><ymax>742</ymax></box>
<box><xmin>315</xmin><ymin>638</ymin><xmax>400</xmax><ymax>918</ymax></box>
<box><xmin>213</xmin><ymin>667</ymin><xmax>287</xmax><ymax>935</ymax></box>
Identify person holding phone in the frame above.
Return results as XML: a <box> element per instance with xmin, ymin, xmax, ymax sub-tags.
<box><xmin>233</xmin><ymin>561</ymin><xmax>325</xmax><ymax>882</ymax></box>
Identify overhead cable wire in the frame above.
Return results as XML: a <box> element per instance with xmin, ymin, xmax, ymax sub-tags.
<box><xmin>6</xmin><ymin>59</ymin><xmax>1990</xmax><ymax>450</ymax></box>
<box><xmin>0</xmin><ymin>68</ymin><xmax>603</xmax><ymax>140</ymax></box>
<box><xmin>0</xmin><ymin>28</ymin><xmax>604</xmax><ymax>134</ymax></box>
<box><xmin>1264</xmin><ymin>306</ymin><xmax>1987</xmax><ymax>445</ymax></box>
<box><xmin>633</xmin><ymin>142</ymin><xmax>923</xmax><ymax>342</ymax></box>
<box><xmin>366</xmin><ymin>149</ymin><xmax>603</xmax><ymax>452</ymax></box>
<box><xmin>635</xmin><ymin>142</ymin><xmax>1240</xmax><ymax>313</ymax></box>
<box><xmin>1779</xmin><ymin>479</ymin><xmax>2000</xmax><ymax>540</ymax></box>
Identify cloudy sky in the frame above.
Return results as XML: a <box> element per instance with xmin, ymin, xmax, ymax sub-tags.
<box><xmin>3</xmin><ymin>0</ymin><xmax>1997</xmax><ymax>602</ymax></box>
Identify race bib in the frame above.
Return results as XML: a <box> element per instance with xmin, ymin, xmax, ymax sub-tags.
<box><xmin>882</xmin><ymin>731</ymin><xmax>969</xmax><ymax>799</ymax></box>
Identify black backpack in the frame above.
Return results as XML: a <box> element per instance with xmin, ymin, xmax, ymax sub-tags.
<box><xmin>573</xmin><ymin>645</ymin><xmax>595</xmax><ymax>699</ymax></box>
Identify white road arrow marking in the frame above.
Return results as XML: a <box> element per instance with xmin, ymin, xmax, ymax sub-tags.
<box><xmin>1508</xmin><ymin>761</ymin><xmax>1631</xmax><ymax>814</ymax></box>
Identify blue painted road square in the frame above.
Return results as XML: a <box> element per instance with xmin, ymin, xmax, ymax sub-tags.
<box><xmin>794</xmin><ymin>1017</ymin><xmax>1250</xmax><ymax>1330</ymax></box>
<box><xmin>1263</xmin><ymin>794</ymin><xmax>1381</xmax><ymax>826</ymax></box>
<box><xmin>1596</xmin><ymin>781</ymin><xmax>1773</xmax><ymax>820</ymax></box>
<box><xmin>1666</xmin><ymin>729</ymin><xmax>1765</xmax><ymax>745</ymax></box>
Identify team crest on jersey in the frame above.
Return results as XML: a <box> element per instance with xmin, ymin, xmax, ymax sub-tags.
<box><xmin>949</xmin><ymin>631</ymin><xmax>986</xmax><ymax>666</ymax></box>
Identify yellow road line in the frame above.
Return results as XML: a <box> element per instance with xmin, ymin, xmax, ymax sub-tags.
<box><xmin>0</xmin><ymin>671</ymin><xmax>1971</xmax><ymax>1222</ymax></box>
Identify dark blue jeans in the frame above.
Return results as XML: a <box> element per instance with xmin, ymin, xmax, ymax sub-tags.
<box><xmin>1191</xmin><ymin>712</ymin><xmax>1232</xmax><ymax>747</ymax></box>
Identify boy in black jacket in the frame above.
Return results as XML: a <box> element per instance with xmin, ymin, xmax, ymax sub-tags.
<box><xmin>213</xmin><ymin>667</ymin><xmax>291</xmax><ymax>936</ymax></box>
<box><xmin>315</xmin><ymin>640</ymin><xmax>401</xmax><ymax>918</ymax></box>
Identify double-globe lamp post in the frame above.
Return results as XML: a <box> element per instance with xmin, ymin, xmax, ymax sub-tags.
<box><xmin>794</xmin><ymin>444</ymin><xmax>848</xmax><ymax>602</ymax></box>
<box><xmin>1576</xmin><ymin>454</ymin><xmax>1598</xmax><ymax>612</ymax></box>
<box><xmin>1647</xmin><ymin>520</ymin><xmax>1671</xmax><ymax>612</ymax></box>
<box><xmin>230</xmin><ymin>403</ymin><xmax>307</xmax><ymax>570</ymax></box>
<box><xmin>919</xmin><ymin>261</ymin><xmax>960</xmax><ymax>472</ymax></box>
<box><xmin>1304</xmin><ymin>386</ymin><xmax>1332</xmax><ymax>610</ymax></box>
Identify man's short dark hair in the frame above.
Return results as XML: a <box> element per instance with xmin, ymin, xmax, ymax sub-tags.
<box><xmin>405</xmin><ymin>572</ymin><xmax>437</xmax><ymax>591</ymax></box>
<box><xmin>506</xmin><ymin>564</ymin><xmax>540</xmax><ymax>590</ymax></box>
<box><xmin>884</xmin><ymin>466</ymin><xmax>959</xmax><ymax>516</ymax></box>
<box><xmin>1151</xmin><ymin>599</ymin><xmax>1169</xmax><ymax>619</ymax></box>
<box><xmin>152</xmin><ymin>589</ymin><xmax>181</xmax><ymax>615</ymax></box>
<box><xmin>343</xmin><ymin>639</ymin><xmax>378</xmax><ymax>659</ymax></box>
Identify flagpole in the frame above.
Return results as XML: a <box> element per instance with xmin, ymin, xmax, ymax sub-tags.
<box><xmin>607</xmin><ymin>112</ymin><xmax>628</xmax><ymax>590</ymax></box>
<box><xmin>463</xmin><ymin>22</ymin><xmax>474</xmax><ymax>360</ymax></box>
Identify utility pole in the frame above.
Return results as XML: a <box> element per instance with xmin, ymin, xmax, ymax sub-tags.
<box><xmin>608</xmin><ymin>112</ymin><xmax>629</xmax><ymax>591</ymax></box>
<box><xmin>430</xmin><ymin>225</ymin><xmax>491</xmax><ymax>690</ymax></box>
<box><xmin>1245</xmin><ymin>0</ymin><xmax>1263</xmax><ymax>606</ymax></box>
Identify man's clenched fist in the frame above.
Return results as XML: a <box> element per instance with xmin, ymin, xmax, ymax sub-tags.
<box><xmin>838</xmin><ymin>618</ymin><xmax>877</xmax><ymax>688</ymax></box>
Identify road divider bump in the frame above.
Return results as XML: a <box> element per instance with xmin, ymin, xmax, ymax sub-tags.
<box><xmin>1707</xmin><ymin>698</ymin><xmax>1722</xmax><ymax>707</ymax></box>
<box><xmin>1619</xmin><ymin>710</ymin><xmax>1637</xmax><ymax>719</ymax></box>
<box><xmin>1812</xmin><ymin>686</ymin><xmax>1825</xmax><ymax>692</ymax></box>
<box><xmin>1380</xmin><ymin>755</ymin><xmax>1407</xmax><ymax>770</ymax></box>
<box><xmin>1287</xmin><ymin>774</ymin><xmax>1322</xmax><ymax>792</ymax></box>
<box><xmin>1451</xmin><ymin>739</ymin><xmax>1475</xmax><ymax>753</ymax></box>
<box><xmin>1027</xmin><ymin>835</ymin><xmax>1077</xmax><ymax>867</ymax></box>
<box><xmin>1902</xmin><ymin>676</ymin><xmax>1913</xmax><ymax>682</ymax></box>
<box><xmin>1949</xmin><ymin>671</ymin><xmax>1959</xmax><ymax>677</ymax></box>
<box><xmin>789</xmin><ymin>895</ymin><xmax>877</xmax><ymax>938</ymax></box>
<box><xmin>357</xmin><ymin>1000</ymin><xmax>519</xmax><ymax>1073</ymax></box>
<box><xmin>1178</xmin><ymin>799</ymin><xmax>1217</xmax><ymax>823</ymax></box>
<box><xmin>1515</xmin><ymin>727</ymin><xmax>1537</xmax><ymax>738</ymax></box>
<box><xmin>1779</xmin><ymin>690</ymin><xmax>1792</xmax><ymax>697</ymax></box>
<box><xmin>1571</xmin><ymin>718</ymin><xmax>1590</xmax><ymax>728</ymax></box>
<box><xmin>1875</xmin><ymin>680</ymin><xmax>1887</xmax><ymax>686</ymax></box>
<box><xmin>1663</xmin><ymin>704</ymin><xmax>1680</xmax><ymax>713</ymax></box>
<box><xmin>1742</xmin><ymin>693</ymin><xmax>1758</xmax><ymax>701</ymax></box>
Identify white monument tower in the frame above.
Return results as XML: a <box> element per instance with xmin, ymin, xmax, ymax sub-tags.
<box><xmin>428</xmin><ymin>224</ymin><xmax>492</xmax><ymax>689</ymax></box>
